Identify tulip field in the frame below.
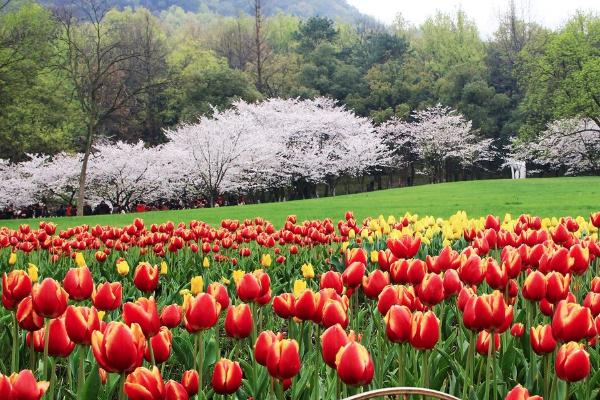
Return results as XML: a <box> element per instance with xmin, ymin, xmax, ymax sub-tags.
<box><xmin>1</xmin><ymin>208</ymin><xmax>600</xmax><ymax>400</ymax></box>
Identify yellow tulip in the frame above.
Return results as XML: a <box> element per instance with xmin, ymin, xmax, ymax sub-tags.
<box><xmin>203</xmin><ymin>257</ymin><xmax>210</xmax><ymax>268</ymax></box>
<box><xmin>98</xmin><ymin>311</ymin><xmax>106</xmax><ymax>321</ymax></box>
<box><xmin>116</xmin><ymin>260</ymin><xmax>129</xmax><ymax>276</ymax></box>
<box><xmin>341</xmin><ymin>242</ymin><xmax>349</xmax><ymax>253</ymax></box>
<box><xmin>232</xmin><ymin>269</ymin><xmax>245</xmax><ymax>286</ymax></box>
<box><xmin>301</xmin><ymin>263</ymin><xmax>315</xmax><ymax>279</ymax></box>
<box><xmin>27</xmin><ymin>263</ymin><xmax>38</xmax><ymax>283</ymax></box>
<box><xmin>370</xmin><ymin>250</ymin><xmax>378</xmax><ymax>263</ymax></box>
<box><xmin>160</xmin><ymin>261</ymin><xmax>168</xmax><ymax>275</ymax></box>
<box><xmin>190</xmin><ymin>276</ymin><xmax>204</xmax><ymax>295</ymax></box>
<box><xmin>220</xmin><ymin>277</ymin><xmax>231</xmax><ymax>285</ymax></box>
<box><xmin>8</xmin><ymin>252</ymin><xmax>17</xmax><ymax>265</ymax></box>
<box><xmin>180</xmin><ymin>289</ymin><xmax>192</xmax><ymax>311</ymax></box>
<box><xmin>293</xmin><ymin>279</ymin><xmax>307</xmax><ymax>297</ymax></box>
<box><xmin>348</xmin><ymin>229</ymin><xmax>356</xmax><ymax>239</ymax></box>
<box><xmin>75</xmin><ymin>252</ymin><xmax>87</xmax><ymax>268</ymax></box>
<box><xmin>260</xmin><ymin>254</ymin><xmax>272</xmax><ymax>268</ymax></box>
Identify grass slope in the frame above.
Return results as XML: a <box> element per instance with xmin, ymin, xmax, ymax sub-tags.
<box><xmin>2</xmin><ymin>177</ymin><xmax>599</xmax><ymax>230</ymax></box>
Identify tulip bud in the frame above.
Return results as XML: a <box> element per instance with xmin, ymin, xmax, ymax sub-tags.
<box><xmin>510</xmin><ymin>323</ymin><xmax>525</xmax><ymax>337</ymax></box>
<box><xmin>409</xmin><ymin>311</ymin><xmax>440</xmax><ymax>350</ymax></box>
<box><xmin>266</xmin><ymin>339</ymin><xmax>301</xmax><ymax>380</ymax></box>
<box><xmin>145</xmin><ymin>327</ymin><xmax>173</xmax><ymax>364</ymax></box>
<box><xmin>124</xmin><ymin>366</ymin><xmax>165</xmax><ymax>400</ymax></box>
<box><xmin>2</xmin><ymin>270</ymin><xmax>32</xmax><ymax>310</ymax></box>
<box><xmin>384</xmin><ymin>305</ymin><xmax>412</xmax><ymax>343</ymax></box>
<box><xmin>29</xmin><ymin>317</ymin><xmax>75</xmax><ymax>357</ymax></box>
<box><xmin>555</xmin><ymin>342</ymin><xmax>590</xmax><ymax>382</ymax></box>
<box><xmin>63</xmin><ymin>266</ymin><xmax>94</xmax><ymax>301</ymax></box>
<box><xmin>321</xmin><ymin>324</ymin><xmax>350</xmax><ymax>368</ymax></box>
<box><xmin>184</xmin><ymin>293</ymin><xmax>221</xmax><ymax>333</ymax></box>
<box><xmin>181</xmin><ymin>370</ymin><xmax>199</xmax><ymax>396</ymax></box>
<box><xmin>92</xmin><ymin>282</ymin><xmax>122</xmax><ymax>311</ymax></box>
<box><xmin>123</xmin><ymin>297</ymin><xmax>161</xmax><ymax>338</ymax></box>
<box><xmin>31</xmin><ymin>278</ymin><xmax>69</xmax><ymax>319</ymax></box>
<box><xmin>335</xmin><ymin>342</ymin><xmax>374</xmax><ymax>386</ymax></box>
<box><xmin>211</xmin><ymin>358</ymin><xmax>243</xmax><ymax>395</ymax></box>
<box><xmin>133</xmin><ymin>263</ymin><xmax>159</xmax><ymax>293</ymax></box>
<box><xmin>476</xmin><ymin>331</ymin><xmax>501</xmax><ymax>355</ymax></box>
<box><xmin>160</xmin><ymin>304</ymin><xmax>182</xmax><ymax>328</ymax></box>
<box><xmin>530</xmin><ymin>324</ymin><xmax>557</xmax><ymax>355</ymax></box>
<box><xmin>225</xmin><ymin>304</ymin><xmax>253</xmax><ymax>339</ymax></box>
<box><xmin>65</xmin><ymin>306</ymin><xmax>100</xmax><ymax>345</ymax></box>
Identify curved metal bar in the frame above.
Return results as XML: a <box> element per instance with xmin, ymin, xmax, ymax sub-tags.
<box><xmin>342</xmin><ymin>386</ymin><xmax>461</xmax><ymax>400</ymax></box>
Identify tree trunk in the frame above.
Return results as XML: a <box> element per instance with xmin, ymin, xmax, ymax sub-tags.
<box><xmin>76</xmin><ymin>124</ymin><xmax>94</xmax><ymax>216</ymax></box>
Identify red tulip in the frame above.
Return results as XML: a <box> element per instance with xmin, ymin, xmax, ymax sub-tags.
<box><xmin>133</xmin><ymin>263</ymin><xmax>160</xmax><ymax>293</ymax></box>
<box><xmin>28</xmin><ymin>317</ymin><xmax>75</xmax><ymax>357</ymax></box>
<box><xmin>91</xmin><ymin>321</ymin><xmax>146</xmax><ymax>373</ymax></box>
<box><xmin>362</xmin><ymin>270</ymin><xmax>389</xmax><ymax>299</ymax></box>
<box><xmin>442</xmin><ymin>269</ymin><xmax>461</xmax><ymax>298</ymax></box>
<box><xmin>522</xmin><ymin>271</ymin><xmax>546</xmax><ymax>301</ymax></box>
<box><xmin>510</xmin><ymin>323</ymin><xmax>525</xmax><ymax>337</ymax></box>
<box><xmin>387</xmin><ymin>236</ymin><xmax>421</xmax><ymax>258</ymax></box>
<box><xmin>476</xmin><ymin>331</ymin><xmax>501</xmax><ymax>355</ymax></box>
<box><xmin>485</xmin><ymin>215</ymin><xmax>500</xmax><ymax>231</ymax></box>
<box><xmin>266</xmin><ymin>339</ymin><xmax>301</xmax><ymax>380</ymax></box>
<box><xmin>321</xmin><ymin>324</ymin><xmax>351</xmax><ymax>368</ymax></box>
<box><xmin>2</xmin><ymin>270</ymin><xmax>32</xmax><ymax>310</ymax></box>
<box><xmin>294</xmin><ymin>289</ymin><xmax>320</xmax><ymax>321</ymax></box>
<box><xmin>273</xmin><ymin>293</ymin><xmax>296</xmax><ymax>319</ymax></box>
<box><xmin>459</xmin><ymin>255</ymin><xmax>485</xmax><ymax>286</ymax></box>
<box><xmin>530</xmin><ymin>325</ymin><xmax>557</xmax><ymax>355</ymax></box>
<box><xmin>463</xmin><ymin>291</ymin><xmax>511</xmax><ymax>332</ymax></box>
<box><xmin>384</xmin><ymin>305</ymin><xmax>412</xmax><ymax>343</ymax></box>
<box><xmin>409</xmin><ymin>311</ymin><xmax>439</xmax><ymax>350</ymax></box>
<box><xmin>63</xmin><ymin>266</ymin><xmax>94</xmax><ymax>301</ymax></box>
<box><xmin>165</xmin><ymin>380</ymin><xmax>189</xmax><ymax>400</ymax></box>
<box><xmin>207</xmin><ymin>282</ymin><xmax>230</xmax><ymax>310</ymax></box>
<box><xmin>321</xmin><ymin>299</ymin><xmax>349</xmax><ymax>329</ymax></box>
<box><xmin>236</xmin><ymin>273</ymin><xmax>261</xmax><ymax>302</ymax></box>
<box><xmin>180</xmin><ymin>370</ymin><xmax>199</xmax><ymax>396</ymax></box>
<box><xmin>184</xmin><ymin>293</ymin><xmax>221</xmax><ymax>333</ymax></box>
<box><xmin>254</xmin><ymin>330</ymin><xmax>280</xmax><ymax>366</ymax></box>
<box><xmin>377</xmin><ymin>285</ymin><xmax>419</xmax><ymax>315</ymax></box>
<box><xmin>16</xmin><ymin>296</ymin><xmax>44</xmax><ymax>332</ymax></box>
<box><xmin>569</xmin><ymin>244</ymin><xmax>589</xmax><ymax>275</ymax></box>
<box><xmin>123</xmin><ymin>297</ymin><xmax>161</xmax><ymax>338</ymax></box>
<box><xmin>145</xmin><ymin>326</ymin><xmax>173</xmax><ymax>364</ymax></box>
<box><xmin>390</xmin><ymin>259</ymin><xmax>426</xmax><ymax>285</ymax></box>
<box><xmin>504</xmin><ymin>384</ymin><xmax>542</xmax><ymax>400</ymax></box>
<box><xmin>426</xmin><ymin>246</ymin><xmax>461</xmax><ymax>273</ymax></box>
<box><xmin>345</xmin><ymin>248</ymin><xmax>367</xmax><ymax>266</ymax></box>
<box><xmin>416</xmin><ymin>273</ymin><xmax>444</xmax><ymax>306</ymax></box>
<box><xmin>225</xmin><ymin>304</ymin><xmax>253</xmax><ymax>339</ymax></box>
<box><xmin>211</xmin><ymin>358</ymin><xmax>243</xmax><ymax>395</ymax></box>
<box><xmin>377</xmin><ymin>249</ymin><xmax>398</xmax><ymax>271</ymax></box>
<box><xmin>65</xmin><ymin>306</ymin><xmax>100</xmax><ymax>345</ymax></box>
<box><xmin>320</xmin><ymin>271</ymin><xmax>344</xmax><ymax>295</ymax></box>
<box><xmin>160</xmin><ymin>304</ymin><xmax>182</xmax><ymax>328</ymax></box>
<box><xmin>31</xmin><ymin>278</ymin><xmax>68</xmax><ymax>318</ymax></box>
<box><xmin>342</xmin><ymin>261</ymin><xmax>366</xmax><ymax>288</ymax></box>
<box><xmin>583</xmin><ymin>292</ymin><xmax>600</xmax><ymax>317</ymax></box>
<box><xmin>0</xmin><ymin>373</ymin><xmax>10</xmax><ymax>399</ymax></box>
<box><xmin>545</xmin><ymin>272</ymin><xmax>570</xmax><ymax>303</ymax></box>
<box><xmin>555</xmin><ymin>342</ymin><xmax>590</xmax><ymax>382</ymax></box>
<box><xmin>124</xmin><ymin>366</ymin><xmax>165</xmax><ymax>400</ymax></box>
<box><xmin>8</xmin><ymin>370</ymin><xmax>49</xmax><ymax>400</ymax></box>
<box><xmin>551</xmin><ymin>300</ymin><xmax>595</xmax><ymax>342</ymax></box>
<box><xmin>485</xmin><ymin>258</ymin><xmax>508</xmax><ymax>289</ymax></box>
<box><xmin>335</xmin><ymin>342</ymin><xmax>374</xmax><ymax>386</ymax></box>
<box><xmin>92</xmin><ymin>282</ymin><xmax>122</xmax><ymax>311</ymax></box>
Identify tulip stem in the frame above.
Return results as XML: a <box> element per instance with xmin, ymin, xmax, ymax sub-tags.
<box><xmin>462</xmin><ymin>332</ymin><xmax>475</xmax><ymax>399</ymax></box>
<box><xmin>422</xmin><ymin>350</ymin><xmax>429</xmax><ymax>390</ymax></box>
<box><xmin>148</xmin><ymin>338</ymin><xmax>156</xmax><ymax>366</ymax></box>
<box><xmin>119</xmin><ymin>371</ymin><xmax>127</xmax><ymax>400</ymax></box>
<box><xmin>197</xmin><ymin>331</ymin><xmax>204</xmax><ymax>393</ymax></box>
<box><xmin>484</xmin><ymin>335</ymin><xmax>494</xmax><ymax>400</ymax></box>
<box><xmin>11</xmin><ymin>312</ymin><xmax>19</xmax><ymax>372</ymax></box>
<box><xmin>30</xmin><ymin>333</ymin><xmax>36</xmax><ymax>371</ymax></box>
<box><xmin>77</xmin><ymin>346</ymin><xmax>85</xmax><ymax>397</ymax></box>
<box><xmin>543</xmin><ymin>353</ymin><xmax>550</xmax><ymax>400</ymax></box>
<box><xmin>564</xmin><ymin>382</ymin><xmax>570</xmax><ymax>400</ymax></box>
<box><xmin>43</xmin><ymin>318</ymin><xmax>50</xmax><ymax>379</ymax></box>
<box><xmin>397</xmin><ymin>343</ymin><xmax>405</xmax><ymax>386</ymax></box>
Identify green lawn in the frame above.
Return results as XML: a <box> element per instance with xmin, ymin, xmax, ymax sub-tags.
<box><xmin>2</xmin><ymin>177</ymin><xmax>599</xmax><ymax>230</ymax></box>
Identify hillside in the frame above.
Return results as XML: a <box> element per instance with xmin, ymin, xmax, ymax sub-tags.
<box><xmin>40</xmin><ymin>0</ymin><xmax>371</xmax><ymax>23</ymax></box>
<box><xmin>2</xmin><ymin>177</ymin><xmax>599</xmax><ymax>230</ymax></box>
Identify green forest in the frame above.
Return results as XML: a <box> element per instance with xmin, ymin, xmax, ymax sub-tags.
<box><xmin>0</xmin><ymin>0</ymin><xmax>598</xmax><ymax>163</ymax></box>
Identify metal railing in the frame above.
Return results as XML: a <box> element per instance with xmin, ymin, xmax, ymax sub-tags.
<box><xmin>342</xmin><ymin>387</ymin><xmax>461</xmax><ymax>400</ymax></box>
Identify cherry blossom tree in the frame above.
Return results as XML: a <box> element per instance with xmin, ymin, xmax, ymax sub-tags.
<box><xmin>380</xmin><ymin>105</ymin><xmax>494</xmax><ymax>183</ymax></box>
<box><xmin>510</xmin><ymin>118</ymin><xmax>600</xmax><ymax>175</ymax></box>
<box><xmin>0</xmin><ymin>159</ymin><xmax>38</xmax><ymax>209</ymax></box>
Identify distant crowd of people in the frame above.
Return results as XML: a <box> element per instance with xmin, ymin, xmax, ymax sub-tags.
<box><xmin>0</xmin><ymin>195</ymin><xmax>247</xmax><ymax>220</ymax></box>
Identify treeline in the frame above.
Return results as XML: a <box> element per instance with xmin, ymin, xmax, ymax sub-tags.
<box><xmin>0</xmin><ymin>0</ymin><xmax>598</xmax><ymax>166</ymax></box>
